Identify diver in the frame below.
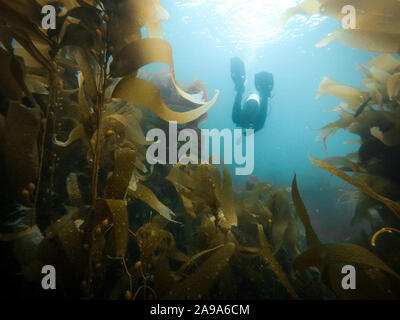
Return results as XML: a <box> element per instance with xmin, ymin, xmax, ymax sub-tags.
<box><xmin>231</xmin><ymin>57</ymin><xmax>274</xmax><ymax>133</ymax></box>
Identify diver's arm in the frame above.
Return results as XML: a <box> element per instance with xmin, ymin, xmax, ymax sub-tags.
<box><xmin>232</xmin><ymin>87</ymin><xmax>244</xmax><ymax>126</ymax></box>
<box><xmin>253</xmin><ymin>95</ymin><xmax>268</xmax><ymax>132</ymax></box>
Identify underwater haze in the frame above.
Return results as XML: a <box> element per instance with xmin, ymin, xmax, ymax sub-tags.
<box><xmin>163</xmin><ymin>0</ymin><xmax>374</xmax><ymax>242</ymax></box>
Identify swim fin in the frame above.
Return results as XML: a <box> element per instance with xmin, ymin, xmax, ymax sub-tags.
<box><xmin>255</xmin><ymin>72</ymin><xmax>274</xmax><ymax>97</ymax></box>
<box><xmin>231</xmin><ymin>57</ymin><xmax>245</xmax><ymax>91</ymax></box>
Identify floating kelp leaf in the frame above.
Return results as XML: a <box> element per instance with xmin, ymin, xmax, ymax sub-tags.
<box><xmin>46</xmin><ymin>211</ymin><xmax>85</xmax><ymax>269</ymax></box>
<box><xmin>371</xmin><ymin>227</ymin><xmax>400</xmax><ymax>247</ymax></box>
<box><xmin>280</xmin><ymin>0</ymin><xmax>320</xmax><ymax>28</ymax></box>
<box><xmin>110</xmin><ymin>38</ymin><xmax>219</xmax><ymax>107</ymax></box>
<box><xmin>113</xmin><ymin>76</ymin><xmax>218</xmax><ymax>125</ymax></box>
<box><xmin>317</xmin><ymin>29</ymin><xmax>400</xmax><ymax>54</ymax></box>
<box><xmin>369</xmin><ymin>55</ymin><xmax>400</xmax><ymax>74</ymax></box>
<box><xmin>387</xmin><ymin>72</ymin><xmax>400</xmax><ymax>101</ymax></box>
<box><xmin>0</xmin><ymin>1</ymin><xmax>50</xmax><ymax>45</ymax></box>
<box><xmin>151</xmin><ymin>254</ymin><xmax>173</xmax><ymax>299</ymax></box>
<box><xmin>318</xmin><ymin>0</ymin><xmax>400</xmax><ymax>35</ymax></box>
<box><xmin>215</xmin><ymin>164</ymin><xmax>237</xmax><ymax>227</ymax></box>
<box><xmin>77</xmin><ymin>72</ymin><xmax>91</xmax><ymax>124</ymax></box>
<box><xmin>0</xmin><ymin>0</ymin><xmax>43</xmax><ymax>25</ymax></box>
<box><xmin>12</xmin><ymin>35</ymin><xmax>51</xmax><ymax>72</ymax></box>
<box><xmin>65</xmin><ymin>4</ymin><xmax>102</xmax><ymax>31</ymax></box>
<box><xmin>58</xmin><ymin>11</ymin><xmax>102</xmax><ymax>56</ymax></box>
<box><xmin>4</xmin><ymin>103</ymin><xmax>40</xmax><ymax>203</ymax></box>
<box><xmin>283</xmin><ymin>0</ymin><xmax>400</xmax><ymax>54</ymax></box>
<box><xmin>323</xmin><ymin>155</ymin><xmax>359</xmax><ymax>172</ymax></box>
<box><xmin>37</xmin><ymin>0</ymin><xmax>79</xmax><ymax>11</ymax></box>
<box><xmin>291</xmin><ymin>175</ymin><xmax>321</xmax><ymax>247</ymax></box>
<box><xmin>128</xmin><ymin>182</ymin><xmax>176</xmax><ymax>222</ymax></box>
<box><xmin>136</xmin><ymin>222</ymin><xmax>168</xmax><ymax>259</ymax></box>
<box><xmin>165</xmin><ymin>242</ymin><xmax>236</xmax><ymax>300</ymax></box>
<box><xmin>85</xmin><ymin>198</ymin><xmax>111</xmax><ymax>257</ymax></box>
<box><xmin>0</xmin><ymin>27</ymin><xmax>13</xmax><ymax>51</ymax></box>
<box><xmin>316</xmin><ymin>77</ymin><xmax>368</xmax><ymax>111</ymax></box>
<box><xmin>291</xmin><ymin>174</ymin><xmax>400</xmax><ymax>299</ymax></box>
<box><xmin>256</xmin><ymin>224</ymin><xmax>300</xmax><ymax>300</ymax></box>
<box><xmin>309</xmin><ymin>156</ymin><xmax>400</xmax><ymax>219</ymax></box>
<box><xmin>146</xmin><ymin>20</ymin><xmax>163</xmax><ymax>38</ymax></box>
<box><xmin>105</xmin><ymin>113</ymin><xmax>148</xmax><ymax>146</ymax></box>
<box><xmin>66</xmin><ymin>173</ymin><xmax>83</xmax><ymax>207</ymax></box>
<box><xmin>106</xmin><ymin>199</ymin><xmax>129</xmax><ymax>258</ymax></box>
<box><xmin>53</xmin><ymin>121</ymin><xmax>86</xmax><ymax>147</ymax></box>
<box><xmin>73</xmin><ymin>47</ymin><xmax>97</xmax><ymax>103</ymax></box>
<box><xmin>103</xmin><ymin>148</ymin><xmax>136</xmax><ymax>200</ymax></box>
<box><xmin>284</xmin><ymin>219</ymin><xmax>301</xmax><ymax>260</ymax></box>
<box><xmin>180</xmin><ymin>193</ymin><xmax>197</xmax><ymax>219</ymax></box>
<box><xmin>370</xmin><ymin>125</ymin><xmax>400</xmax><ymax>147</ymax></box>
<box><xmin>10</xmin><ymin>53</ymin><xmax>40</xmax><ymax>108</ymax></box>
<box><xmin>166</xmin><ymin>164</ymin><xmax>224</xmax><ymax>220</ymax></box>
<box><xmin>368</xmin><ymin>66</ymin><xmax>391</xmax><ymax>87</ymax></box>
<box><xmin>25</xmin><ymin>74</ymin><xmax>48</xmax><ymax>95</ymax></box>
<box><xmin>266</xmin><ymin>189</ymin><xmax>292</xmax><ymax>254</ymax></box>
<box><xmin>293</xmin><ymin>242</ymin><xmax>400</xmax><ymax>299</ymax></box>
<box><xmin>0</xmin><ymin>48</ymin><xmax>24</xmax><ymax>100</ymax></box>
<box><xmin>144</xmin><ymin>0</ymin><xmax>169</xmax><ymax>39</ymax></box>
<box><xmin>93</xmin><ymin>199</ymin><xmax>129</xmax><ymax>259</ymax></box>
<box><xmin>177</xmin><ymin>244</ymin><xmax>224</xmax><ymax>275</ymax></box>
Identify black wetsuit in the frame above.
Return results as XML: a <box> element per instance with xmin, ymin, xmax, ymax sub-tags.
<box><xmin>232</xmin><ymin>88</ymin><xmax>269</xmax><ymax>133</ymax></box>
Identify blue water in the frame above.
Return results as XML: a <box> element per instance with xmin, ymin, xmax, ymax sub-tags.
<box><xmin>160</xmin><ymin>1</ymin><xmax>377</xmax><ymax>241</ymax></box>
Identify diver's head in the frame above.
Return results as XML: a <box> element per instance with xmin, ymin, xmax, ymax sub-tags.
<box><xmin>243</xmin><ymin>94</ymin><xmax>260</xmax><ymax>126</ymax></box>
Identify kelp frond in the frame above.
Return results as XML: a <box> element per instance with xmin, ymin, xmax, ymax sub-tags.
<box><xmin>309</xmin><ymin>156</ymin><xmax>400</xmax><ymax>220</ymax></box>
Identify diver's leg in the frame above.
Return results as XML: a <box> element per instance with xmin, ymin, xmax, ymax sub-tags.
<box><xmin>255</xmin><ymin>72</ymin><xmax>274</xmax><ymax>98</ymax></box>
<box><xmin>231</xmin><ymin>57</ymin><xmax>246</xmax><ymax>92</ymax></box>
<box><xmin>231</xmin><ymin>57</ymin><xmax>246</xmax><ymax>126</ymax></box>
<box><xmin>253</xmin><ymin>72</ymin><xmax>273</xmax><ymax>131</ymax></box>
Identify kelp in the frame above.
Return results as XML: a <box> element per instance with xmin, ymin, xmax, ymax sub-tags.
<box><xmin>316</xmin><ymin>29</ymin><xmax>400</xmax><ymax>54</ymax></box>
<box><xmin>322</xmin><ymin>152</ymin><xmax>360</xmax><ymax>172</ymax></box>
<box><xmin>0</xmin><ymin>0</ymin><xmax>225</xmax><ymax>300</ymax></box>
<box><xmin>309</xmin><ymin>156</ymin><xmax>400</xmax><ymax>220</ymax></box>
<box><xmin>135</xmin><ymin>221</ymin><xmax>188</xmax><ymax>273</ymax></box>
<box><xmin>0</xmin><ymin>49</ymin><xmax>25</xmax><ymax>101</ymax></box>
<box><xmin>293</xmin><ymin>243</ymin><xmax>400</xmax><ymax>299</ymax></box>
<box><xmin>4</xmin><ymin>103</ymin><xmax>41</xmax><ymax>204</ymax></box>
<box><xmin>43</xmin><ymin>211</ymin><xmax>85</xmax><ymax>269</ymax></box>
<box><xmin>113</xmin><ymin>76</ymin><xmax>218</xmax><ymax>125</ymax></box>
<box><xmin>371</xmin><ymin>227</ymin><xmax>400</xmax><ymax>247</ymax></box>
<box><xmin>103</xmin><ymin>148</ymin><xmax>136</xmax><ymax>200</ymax></box>
<box><xmin>165</xmin><ymin>242</ymin><xmax>236</xmax><ymax>300</ymax></box>
<box><xmin>166</xmin><ymin>163</ymin><xmax>238</xmax><ymax>227</ymax></box>
<box><xmin>314</xmin><ymin>55</ymin><xmax>400</xmax><ymax>149</ymax></box>
<box><xmin>256</xmin><ymin>224</ymin><xmax>300</xmax><ymax>300</ymax></box>
<box><xmin>66</xmin><ymin>172</ymin><xmax>84</xmax><ymax>207</ymax></box>
<box><xmin>281</xmin><ymin>0</ymin><xmax>400</xmax><ymax>54</ymax></box>
<box><xmin>106</xmin><ymin>199</ymin><xmax>129</xmax><ymax>258</ymax></box>
<box><xmin>316</xmin><ymin>77</ymin><xmax>368</xmax><ymax>111</ymax></box>
<box><xmin>291</xmin><ymin>175</ymin><xmax>400</xmax><ymax>299</ymax></box>
<box><xmin>111</xmin><ymin>38</ymin><xmax>219</xmax><ymax>124</ymax></box>
<box><xmin>291</xmin><ymin>175</ymin><xmax>321</xmax><ymax>248</ymax></box>
<box><xmin>265</xmin><ymin>189</ymin><xmax>293</xmax><ymax>254</ymax></box>
<box><xmin>128</xmin><ymin>183</ymin><xmax>176</xmax><ymax>222</ymax></box>
<box><xmin>370</xmin><ymin>126</ymin><xmax>400</xmax><ymax>147</ymax></box>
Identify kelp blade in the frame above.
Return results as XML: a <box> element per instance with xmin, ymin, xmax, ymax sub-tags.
<box><xmin>113</xmin><ymin>76</ymin><xmax>218</xmax><ymax>125</ymax></box>
<box><xmin>309</xmin><ymin>156</ymin><xmax>400</xmax><ymax>219</ymax></box>
<box><xmin>291</xmin><ymin>174</ymin><xmax>321</xmax><ymax>247</ymax></box>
